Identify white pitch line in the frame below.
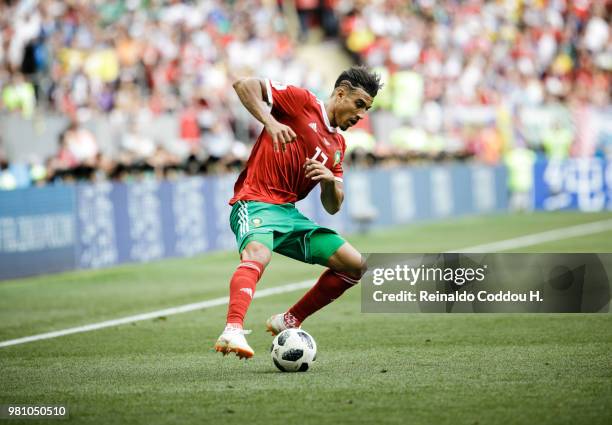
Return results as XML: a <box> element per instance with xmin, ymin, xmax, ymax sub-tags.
<box><xmin>2</xmin><ymin>217</ymin><xmax>612</xmax><ymax>349</ymax></box>
<box><xmin>0</xmin><ymin>280</ymin><xmax>314</xmax><ymax>348</ymax></box>
<box><xmin>452</xmin><ymin>218</ymin><xmax>612</xmax><ymax>253</ymax></box>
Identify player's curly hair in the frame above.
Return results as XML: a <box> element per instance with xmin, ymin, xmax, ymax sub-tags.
<box><xmin>334</xmin><ymin>66</ymin><xmax>383</xmax><ymax>98</ymax></box>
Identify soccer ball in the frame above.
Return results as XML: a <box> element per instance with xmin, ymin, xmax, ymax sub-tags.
<box><xmin>270</xmin><ymin>328</ymin><xmax>317</xmax><ymax>372</ymax></box>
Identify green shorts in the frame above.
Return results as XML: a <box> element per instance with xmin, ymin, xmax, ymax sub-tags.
<box><xmin>230</xmin><ymin>200</ymin><xmax>346</xmax><ymax>266</ymax></box>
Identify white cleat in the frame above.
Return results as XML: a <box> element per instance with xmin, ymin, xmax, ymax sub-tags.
<box><xmin>265</xmin><ymin>312</ymin><xmax>300</xmax><ymax>336</ymax></box>
<box><xmin>214</xmin><ymin>327</ymin><xmax>254</xmax><ymax>359</ymax></box>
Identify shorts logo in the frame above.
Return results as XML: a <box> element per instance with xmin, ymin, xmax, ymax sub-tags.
<box><xmin>251</xmin><ymin>217</ymin><xmax>263</xmax><ymax>227</ymax></box>
<box><xmin>333</xmin><ymin>150</ymin><xmax>341</xmax><ymax>166</ymax></box>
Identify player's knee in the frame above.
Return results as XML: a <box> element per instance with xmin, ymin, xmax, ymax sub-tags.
<box><xmin>241</xmin><ymin>241</ymin><xmax>272</xmax><ymax>267</ymax></box>
<box><xmin>328</xmin><ymin>243</ymin><xmax>366</xmax><ymax>281</ymax></box>
<box><xmin>355</xmin><ymin>257</ymin><xmax>367</xmax><ymax>280</ymax></box>
<box><xmin>344</xmin><ymin>256</ymin><xmax>367</xmax><ymax>282</ymax></box>
<box><xmin>359</xmin><ymin>258</ymin><xmax>368</xmax><ymax>279</ymax></box>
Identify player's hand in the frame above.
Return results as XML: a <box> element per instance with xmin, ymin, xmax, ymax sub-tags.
<box><xmin>265</xmin><ymin>120</ymin><xmax>297</xmax><ymax>152</ymax></box>
<box><xmin>303</xmin><ymin>158</ymin><xmax>335</xmax><ymax>183</ymax></box>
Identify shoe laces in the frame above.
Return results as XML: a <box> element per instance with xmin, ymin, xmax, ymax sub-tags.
<box><xmin>283</xmin><ymin>312</ymin><xmax>300</xmax><ymax>328</ymax></box>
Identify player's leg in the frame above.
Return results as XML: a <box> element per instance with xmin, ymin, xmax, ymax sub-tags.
<box><xmin>326</xmin><ymin>241</ymin><xmax>367</xmax><ymax>280</ymax></box>
<box><xmin>267</xmin><ymin>226</ymin><xmax>365</xmax><ymax>334</ymax></box>
<box><xmin>216</xmin><ymin>200</ymin><xmax>278</xmax><ymax>358</ymax></box>
<box><xmin>226</xmin><ymin>240</ymin><xmax>271</xmax><ymax>327</ymax></box>
<box><xmin>216</xmin><ymin>239</ymin><xmax>272</xmax><ymax>358</ymax></box>
<box><xmin>284</xmin><ymin>241</ymin><xmax>365</xmax><ymax>327</ymax></box>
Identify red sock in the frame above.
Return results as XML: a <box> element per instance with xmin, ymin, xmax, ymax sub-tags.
<box><xmin>288</xmin><ymin>269</ymin><xmax>359</xmax><ymax>324</ymax></box>
<box><xmin>226</xmin><ymin>260</ymin><xmax>264</xmax><ymax>327</ymax></box>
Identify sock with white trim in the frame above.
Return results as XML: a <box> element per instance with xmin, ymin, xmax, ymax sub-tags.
<box><xmin>226</xmin><ymin>260</ymin><xmax>265</xmax><ymax>327</ymax></box>
<box><xmin>288</xmin><ymin>268</ymin><xmax>358</xmax><ymax>324</ymax></box>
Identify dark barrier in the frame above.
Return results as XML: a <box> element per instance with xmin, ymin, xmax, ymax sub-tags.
<box><xmin>0</xmin><ymin>185</ymin><xmax>76</xmax><ymax>279</ymax></box>
<box><xmin>0</xmin><ymin>164</ymin><xmax>508</xmax><ymax>280</ymax></box>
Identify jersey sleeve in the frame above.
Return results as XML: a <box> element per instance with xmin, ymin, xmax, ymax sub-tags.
<box><xmin>331</xmin><ymin>135</ymin><xmax>346</xmax><ymax>183</ymax></box>
<box><xmin>264</xmin><ymin>79</ymin><xmax>310</xmax><ymax>117</ymax></box>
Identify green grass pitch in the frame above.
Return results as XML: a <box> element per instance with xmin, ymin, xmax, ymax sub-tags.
<box><xmin>1</xmin><ymin>212</ymin><xmax>611</xmax><ymax>424</ymax></box>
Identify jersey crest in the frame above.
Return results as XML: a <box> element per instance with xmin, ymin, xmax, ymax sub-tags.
<box><xmin>333</xmin><ymin>150</ymin><xmax>342</xmax><ymax>166</ymax></box>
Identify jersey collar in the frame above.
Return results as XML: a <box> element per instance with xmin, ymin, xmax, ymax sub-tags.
<box><xmin>317</xmin><ymin>99</ymin><xmax>336</xmax><ymax>133</ymax></box>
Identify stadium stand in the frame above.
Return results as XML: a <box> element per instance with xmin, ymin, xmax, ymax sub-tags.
<box><xmin>0</xmin><ymin>0</ymin><xmax>610</xmax><ymax>189</ymax></box>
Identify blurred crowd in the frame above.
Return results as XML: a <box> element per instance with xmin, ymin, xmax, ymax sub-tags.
<box><xmin>0</xmin><ymin>0</ymin><xmax>611</xmax><ymax>190</ymax></box>
<box><xmin>0</xmin><ymin>0</ymin><xmax>326</xmax><ymax>187</ymax></box>
<box><xmin>337</xmin><ymin>0</ymin><xmax>610</xmax><ymax>166</ymax></box>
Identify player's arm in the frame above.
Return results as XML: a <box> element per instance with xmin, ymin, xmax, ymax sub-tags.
<box><xmin>232</xmin><ymin>78</ymin><xmax>296</xmax><ymax>152</ymax></box>
<box><xmin>304</xmin><ymin>158</ymin><xmax>344</xmax><ymax>214</ymax></box>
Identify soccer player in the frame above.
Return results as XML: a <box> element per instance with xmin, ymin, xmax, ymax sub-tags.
<box><xmin>215</xmin><ymin>66</ymin><xmax>382</xmax><ymax>358</ymax></box>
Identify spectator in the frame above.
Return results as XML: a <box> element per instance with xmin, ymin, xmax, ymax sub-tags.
<box><xmin>0</xmin><ymin>154</ymin><xmax>17</xmax><ymax>190</ymax></box>
<box><xmin>542</xmin><ymin>120</ymin><xmax>573</xmax><ymax>160</ymax></box>
<box><xmin>63</xmin><ymin>118</ymin><xmax>98</xmax><ymax>167</ymax></box>
<box><xmin>1</xmin><ymin>73</ymin><xmax>36</xmax><ymax>118</ymax></box>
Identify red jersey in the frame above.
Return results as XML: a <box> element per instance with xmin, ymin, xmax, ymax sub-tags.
<box><xmin>230</xmin><ymin>79</ymin><xmax>346</xmax><ymax>205</ymax></box>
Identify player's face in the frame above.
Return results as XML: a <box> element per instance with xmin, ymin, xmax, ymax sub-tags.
<box><xmin>333</xmin><ymin>87</ymin><xmax>373</xmax><ymax>131</ymax></box>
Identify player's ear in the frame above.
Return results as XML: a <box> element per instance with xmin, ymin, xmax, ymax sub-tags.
<box><xmin>335</xmin><ymin>85</ymin><xmax>346</xmax><ymax>100</ymax></box>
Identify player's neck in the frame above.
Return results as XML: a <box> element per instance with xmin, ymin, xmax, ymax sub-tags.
<box><xmin>324</xmin><ymin>100</ymin><xmax>336</xmax><ymax>128</ymax></box>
